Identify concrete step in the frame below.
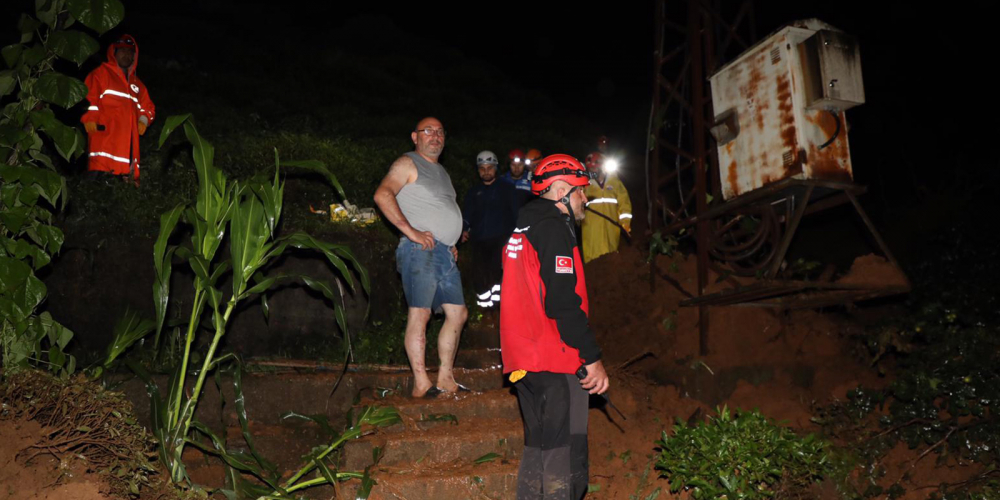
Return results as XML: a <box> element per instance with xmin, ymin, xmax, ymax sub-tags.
<box><xmin>343</xmin><ymin>460</ymin><xmax>519</xmax><ymax>500</ymax></box>
<box><xmin>341</xmin><ymin>418</ymin><xmax>523</xmax><ymax>470</ymax></box>
<box><xmin>118</xmin><ymin>367</ymin><xmax>499</xmax><ymax>428</ymax></box>
<box><xmin>224</xmin><ymin>421</ymin><xmax>330</xmax><ymax>473</ymax></box>
<box><xmin>460</xmin><ymin>324</ymin><xmax>501</xmax><ymax>349</ymax></box>
<box><xmin>454</xmin><ymin>347</ymin><xmax>502</xmax><ymax>370</ymax></box>
<box><xmin>347</xmin><ymin>367</ymin><xmax>506</xmax><ymax>399</ymax></box>
<box><xmin>361</xmin><ymin>388</ymin><xmax>520</xmax><ymax>428</ymax></box>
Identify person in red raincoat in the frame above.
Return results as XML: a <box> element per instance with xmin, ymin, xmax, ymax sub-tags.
<box><xmin>80</xmin><ymin>35</ymin><xmax>155</xmax><ymax>182</ymax></box>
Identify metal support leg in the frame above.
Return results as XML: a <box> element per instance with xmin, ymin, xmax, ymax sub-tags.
<box><xmin>845</xmin><ymin>190</ymin><xmax>903</xmax><ymax>272</ymax></box>
<box><xmin>765</xmin><ymin>186</ymin><xmax>814</xmax><ymax>279</ymax></box>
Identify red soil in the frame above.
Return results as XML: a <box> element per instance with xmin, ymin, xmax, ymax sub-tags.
<box><xmin>837</xmin><ymin>254</ymin><xmax>909</xmax><ymax>287</ymax></box>
<box><xmin>0</xmin><ymin>419</ymin><xmax>110</xmax><ymax>500</ymax></box>
<box><xmin>579</xmin><ymin>243</ymin><xmax>962</xmax><ymax>499</ymax></box>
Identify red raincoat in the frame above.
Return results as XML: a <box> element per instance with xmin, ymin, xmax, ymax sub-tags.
<box><xmin>80</xmin><ymin>35</ymin><xmax>155</xmax><ymax>179</ymax></box>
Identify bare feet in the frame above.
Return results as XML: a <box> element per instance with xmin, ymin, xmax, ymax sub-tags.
<box><xmin>436</xmin><ymin>371</ymin><xmax>458</xmax><ymax>393</ymax></box>
<box><xmin>412</xmin><ymin>376</ymin><xmax>434</xmax><ymax>398</ymax></box>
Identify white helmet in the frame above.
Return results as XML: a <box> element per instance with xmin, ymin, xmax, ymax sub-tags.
<box><xmin>476</xmin><ymin>150</ymin><xmax>499</xmax><ymax>166</ymax></box>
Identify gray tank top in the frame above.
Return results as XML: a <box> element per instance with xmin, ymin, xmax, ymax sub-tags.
<box><xmin>396</xmin><ymin>152</ymin><xmax>463</xmax><ymax>246</ymax></box>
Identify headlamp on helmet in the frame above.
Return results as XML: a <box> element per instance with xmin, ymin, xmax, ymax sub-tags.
<box><xmin>529</xmin><ymin>154</ymin><xmax>594</xmax><ymax>196</ymax></box>
<box><xmin>604</xmin><ymin>158</ymin><xmax>620</xmax><ymax>173</ymax></box>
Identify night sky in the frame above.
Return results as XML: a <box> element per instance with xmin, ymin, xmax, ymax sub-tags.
<box><xmin>4</xmin><ymin>1</ymin><xmax>997</xmax><ymax>208</ymax></box>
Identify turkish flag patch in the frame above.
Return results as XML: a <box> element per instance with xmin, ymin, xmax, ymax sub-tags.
<box><xmin>555</xmin><ymin>256</ymin><xmax>573</xmax><ymax>274</ymax></box>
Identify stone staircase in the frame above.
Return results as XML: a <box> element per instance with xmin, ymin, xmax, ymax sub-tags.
<box><xmin>165</xmin><ymin>324</ymin><xmax>522</xmax><ymax>499</ymax></box>
<box><xmin>339</xmin><ymin>327</ymin><xmax>522</xmax><ymax>499</ymax></box>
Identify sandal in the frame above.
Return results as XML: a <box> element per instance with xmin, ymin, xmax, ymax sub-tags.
<box><xmin>421</xmin><ymin>386</ymin><xmax>445</xmax><ymax>399</ymax></box>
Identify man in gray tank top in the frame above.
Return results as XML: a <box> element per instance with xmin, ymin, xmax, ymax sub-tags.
<box><xmin>373</xmin><ymin>116</ymin><xmax>469</xmax><ymax>398</ymax></box>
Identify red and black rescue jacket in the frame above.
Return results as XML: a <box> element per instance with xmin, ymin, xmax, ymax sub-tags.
<box><xmin>499</xmin><ymin>198</ymin><xmax>602</xmax><ymax>374</ymax></box>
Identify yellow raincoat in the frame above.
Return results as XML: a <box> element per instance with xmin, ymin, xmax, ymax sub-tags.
<box><xmin>582</xmin><ymin>174</ymin><xmax>632</xmax><ymax>263</ymax></box>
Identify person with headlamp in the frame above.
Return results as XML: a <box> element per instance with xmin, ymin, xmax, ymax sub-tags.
<box><xmin>581</xmin><ymin>152</ymin><xmax>632</xmax><ymax>263</ymax></box>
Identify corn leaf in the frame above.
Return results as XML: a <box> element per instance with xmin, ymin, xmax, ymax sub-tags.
<box><xmin>314</xmin><ymin>459</ymin><xmax>338</xmax><ymax>487</ymax></box>
<box><xmin>125</xmin><ymin>359</ymin><xmax>173</xmax><ymax>469</ymax></box>
<box><xmin>104</xmin><ymin>307</ymin><xmax>154</xmax><ymax>367</ymax></box>
<box><xmin>355</xmin><ymin>467</ymin><xmax>376</xmax><ymax>500</ymax></box>
<box><xmin>230</xmin><ymin>191</ymin><xmax>267</xmax><ymax>298</ymax></box>
<box><xmin>422</xmin><ymin>413</ymin><xmax>459</xmax><ymax>425</ymax></box>
<box><xmin>157</xmin><ymin>113</ymin><xmax>192</xmax><ymax>149</ymax></box>
<box><xmin>153</xmin><ymin>205</ymin><xmax>182</xmax><ymax>276</ymax></box>
<box><xmin>188</xmin><ymin>420</ymin><xmax>288</xmax><ymax>493</ymax></box>
<box><xmin>231</xmin><ymin>364</ymin><xmax>279</xmax><ymax>478</ymax></box>
<box><xmin>355</xmin><ymin>406</ymin><xmax>401</xmax><ymax>429</ymax></box>
<box><xmin>333</xmin><ymin>246</ymin><xmax>371</xmax><ymax>296</ymax></box>
<box><xmin>207</xmin><ymin>260</ymin><xmax>231</xmax><ymax>288</ymax></box>
<box><xmin>277</xmin><ymin>232</ymin><xmax>356</xmax><ymax>292</ymax></box>
<box><xmin>474</xmin><ymin>452</ymin><xmax>501</xmax><ymax>464</ymax></box>
<box><xmin>280</xmin><ymin>159</ymin><xmax>347</xmax><ymax>202</ymax></box>
<box><xmin>281</xmin><ymin>411</ymin><xmax>338</xmax><ymax>438</ymax></box>
<box><xmin>153</xmin><ymin>205</ymin><xmax>183</xmax><ymax>343</ymax></box>
<box><xmin>252</xmin><ymin>157</ymin><xmax>283</xmax><ymax>237</ymax></box>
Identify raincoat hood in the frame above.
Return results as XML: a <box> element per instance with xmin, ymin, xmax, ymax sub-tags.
<box><xmin>106</xmin><ymin>34</ymin><xmax>139</xmax><ymax>76</ymax></box>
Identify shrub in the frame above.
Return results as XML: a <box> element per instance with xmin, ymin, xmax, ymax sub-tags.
<box><xmin>0</xmin><ymin>0</ymin><xmax>122</xmax><ymax>375</ymax></box>
<box><xmin>656</xmin><ymin>406</ymin><xmax>833</xmax><ymax>499</ymax></box>
<box><xmin>815</xmin><ymin>304</ymin><xmax>1000</xmax><ymax>499</ymax></box>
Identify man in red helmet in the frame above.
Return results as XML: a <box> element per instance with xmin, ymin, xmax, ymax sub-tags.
<box><xmin>500</xmin><ymin>154</ymin><xmax>609</xmax><ymax>499</ymax></box>
<box><xmin>81</xmin><ymin>35</ymin><xmax>155</xmax><ymax>183</ymax></box>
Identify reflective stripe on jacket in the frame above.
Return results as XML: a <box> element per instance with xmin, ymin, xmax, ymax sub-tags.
<box><xmin>582</xmin><ymin>174</ymin><xmax>632</xmax><ymax>263</ymax></box>
<box><xmin>500</xmin><ymin>198</ymin><xmax>601</xmax><ymax>375</ymax></box>
<box><xmin>81</xmin><ymin>35</ymin><xmax>155</xmax><ymax>178</ymax></box>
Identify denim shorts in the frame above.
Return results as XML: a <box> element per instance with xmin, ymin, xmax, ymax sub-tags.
<box><xmin>396</xmin><ymin>237</ymin><xmax>465</xmax><ymax>312</ymax></box>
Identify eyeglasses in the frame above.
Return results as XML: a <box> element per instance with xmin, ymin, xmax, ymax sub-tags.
<box><xmin>114</xmin><ymin>38</ymin><xmax>135</xmax><ymax>45</ymax></box>
<box><xmin>415</xmin><ymin>128</ymin><xmax>446</xmax><ymax>138</ymax></box>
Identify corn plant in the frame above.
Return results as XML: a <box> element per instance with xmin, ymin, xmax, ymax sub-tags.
<box><xmin>142</xmin><ymin>113</ymin><xmax>372</xmax><ymax>489</ymax></box>
<box><xmin>1</xmin><ymin>0</ymin><xmax>125</xmax><ymax>375</ymax></box>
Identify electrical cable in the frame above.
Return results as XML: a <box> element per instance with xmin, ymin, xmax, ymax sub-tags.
<box><xmin>818</xmin><ymin>110</ymin><xmax>841</xmax><ymax>150</ymax></box>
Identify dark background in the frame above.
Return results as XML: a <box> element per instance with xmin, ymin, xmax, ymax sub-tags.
<box><xmin>5</xmin><ymin>1</ymin><xmax>996</xmax><ymax>203</ymax></box>
<box><xmin>3</xmin><ymin>1</ymin><xmax>998</xmax><ymax>355</ymax></box>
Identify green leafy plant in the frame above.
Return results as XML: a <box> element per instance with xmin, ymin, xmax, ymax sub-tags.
<box><xmin>97</xmin><ymin>307</ymin><xmax>155</xmax><ymax>373</ymax></box>
<box><xmin>647</xmin><ymin>230</ymin><xmax>678</xmax><ymax>262</ymax></box>
<box><xmin>0</xmin><ymin>0</ymin><xmax>123</xmax><ymax>375</ymax></box>
<box><xmin>160</xmin><ymin>366</ymin><xmax>399</xmax><ymax>499</ymax></box>
<box><xmin>265</xmin><ymin>406</ymin><xmax>399</xmax><ymax>497</ymax></box>
<box><xmin>422</xmin><ymin>413</ymin><xmax>459</xmax><ymax>425</ymax></box>
<box><xmin>815</xmin><ymin>304</ymin><xmax>1000</xmax><ymax>499</ymax></box>
<box><xmin>133</xmin><ymin>114</ymin><xmax>370</xmax><ymax>490</ymax></box>
<box><xmin>656</xmin><ymin>406</ymin><xmax>833</xmax><ymax>499</ymax></box>
<box><xmin>474</xmin><ymin>452</ymin><xmax>501</xmax><ymax>464</ymax></box>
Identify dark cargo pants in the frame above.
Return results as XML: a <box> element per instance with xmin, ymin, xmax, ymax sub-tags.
<box><xmin>514</xmin><ymin>372</ymin><xmax>589</xmax><ymax>500</ymax></box>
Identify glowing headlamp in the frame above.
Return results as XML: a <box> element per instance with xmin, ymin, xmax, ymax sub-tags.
<box><xmin>604</xmin><ymin>158</ymin><xmax>620</xmax><ymax>173</ymax></box>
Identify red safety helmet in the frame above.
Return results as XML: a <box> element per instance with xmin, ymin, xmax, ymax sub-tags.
<box><xmin>530</xmin><ymin>154</ymin><xmax>592</xmax><ymax>196</ymax></box>
<box><xmin>524</xmin><ymin>148</ymin><xmax>543</xmax><ymax>167</ymax></box>
<box><xmin>585</xmin><ymin>152</ymin><xmax>604</xmax><ymax>170</ymax></box>
<box><xmin>508</xmin><ymin>149</ymin><xmax>524</xmax><ymax>163</ymax></box>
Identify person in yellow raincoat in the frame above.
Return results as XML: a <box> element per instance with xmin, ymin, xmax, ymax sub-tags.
<box><xmin>581</xmin><ymin>152</ymin><xmax>632</xmax><ymax>263</ymax></box>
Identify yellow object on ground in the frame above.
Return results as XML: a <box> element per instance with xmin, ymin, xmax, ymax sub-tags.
<box><xmin>327</xmin><ymin>200</ymin><xmax>379</xmax><ymax>227</ymax></box>
<box><xmin>582</xmin><ymin>174</ymin><xmax>632</xmax><ymax>263</ymax></box>
<box><xmin>509</xmin><ymin>369</ymin><xmax>527</xmax><ymax>383</ymax></box>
